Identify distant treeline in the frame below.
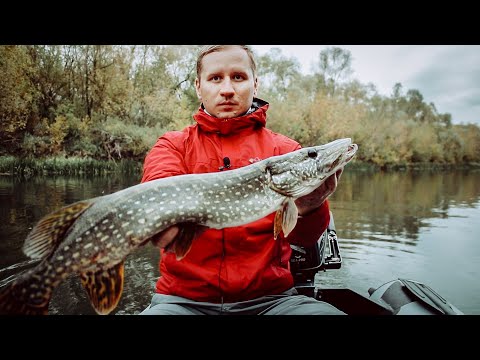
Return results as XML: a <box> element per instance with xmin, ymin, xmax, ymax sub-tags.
<box><xmin>1</xmin><ymin>45</ymin><xmax>479</xmax><ymax>168</ymax></box>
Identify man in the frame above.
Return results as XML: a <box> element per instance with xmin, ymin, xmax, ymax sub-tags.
<box><xmin>140</xmin><ymin>45</ymin><xmax>345</xmax><ymax>315</ymax></box>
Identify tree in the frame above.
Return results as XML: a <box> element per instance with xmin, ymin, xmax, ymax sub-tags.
<box><xmin>0</xmin><ymin>45</ymin><xmax>39</xmax><ymax>152</ymax></box>
<box><xmin>256</xmin><ymin>48</ymin><xmax>301</xmax><ymax>100</ymax></box>
<box><xmin>314</xmin><ymin>47</ymin><xmax>353</xmax><ymax>96</ymax></box>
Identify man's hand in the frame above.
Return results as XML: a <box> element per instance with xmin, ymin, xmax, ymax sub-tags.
<box><xmin>295</xmin><ymin>167</ymin><xmax>344</xmax><ymax>216</ymax></box>
<box><xmin>151</xmin><ymin>226</ymin><xmax>179</xmax><ymax>249</ymax></box>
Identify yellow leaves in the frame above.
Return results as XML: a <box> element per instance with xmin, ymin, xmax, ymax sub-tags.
<box><xmin>46</xmin><ymin>116</ymin><xmax>68</xmax><ymax>153</ymax></box>
<box><xmin>453</xmin><ymin>124</ymin><xmax>480</xmax><ymax>162</ymax></box>
<box><xmin>0</xmin><ymin>46</ymin><xmax>39</xmax><ymax>137</ymax></box>
<box><xmin>78</xmin><ymin>116</ymin><xmax>93</xmax><ymax>135</ymax></box>
<box><xmin>409</xmin><ymin>124</ymin><xmax>442</xmax><ymax>162</ymax></box>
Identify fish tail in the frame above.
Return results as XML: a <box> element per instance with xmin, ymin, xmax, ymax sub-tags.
<box><xmin>0</xmin><ymin>277</ymin><xmax>51</xmax><ymax>315</ymax></box>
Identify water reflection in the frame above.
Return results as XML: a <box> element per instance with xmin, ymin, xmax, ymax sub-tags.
<box><xmin>330</xmin><ymin>170</ymin><xmax>480</xmax><ymax>243</ymax></box>
<box><xmin>48</xmin><ymin>246</ymin><xmax>159</xmax><ymax>315</ymax></box>
<box><xmin>1</xmin><ymin>169</ymin><xmax>479</xmax><ymax>314</ymax></box>
<box><xmin>323</xmin><ymin>169</ymin><xmax>480</xmax><ymax>315</ymax></box>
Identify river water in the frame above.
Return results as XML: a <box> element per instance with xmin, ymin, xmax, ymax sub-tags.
<box><xmin>1</xmin><ymin>169</ymin><xmax>479</xmax><ymax>315</ymax></box>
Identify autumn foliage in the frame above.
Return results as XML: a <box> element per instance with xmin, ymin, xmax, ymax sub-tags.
<box><xmin>1</xmin><ymin>45</ymin><xmax>479</xmax><ymax>168</ymax></box>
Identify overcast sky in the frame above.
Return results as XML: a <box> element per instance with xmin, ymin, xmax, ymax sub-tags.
<box><xmin>251</xmin><ymin>45</ymin><xmax>480</xmax><ymax>126</ymax></box>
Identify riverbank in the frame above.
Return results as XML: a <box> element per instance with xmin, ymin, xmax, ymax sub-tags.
<box><xmin>0</xmin><ymin>156</ymin><xmax>143</xmax><ymax>177</ymax></box>
<box><xmin>1</xmin><ymin>155</ymin><xmax>479</xmax><ymax>178</ymax></box>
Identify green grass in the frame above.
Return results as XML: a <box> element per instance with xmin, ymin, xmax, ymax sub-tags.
<box><xmin>0</xmin><ymin>156</ymin><xmax>143</xmax><ymax>177</ymax></box>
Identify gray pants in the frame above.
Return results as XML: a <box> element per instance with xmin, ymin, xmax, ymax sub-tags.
<box><xmin>140</xmin><ymin>288</ymin><xmax>345</xmax><ymax>315</ymax></box>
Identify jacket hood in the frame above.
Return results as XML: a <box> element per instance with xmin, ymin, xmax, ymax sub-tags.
<box><xmin>193</xmin><ymin>98</ymin><xmax>269</xmax><ymax>135</ymax></box>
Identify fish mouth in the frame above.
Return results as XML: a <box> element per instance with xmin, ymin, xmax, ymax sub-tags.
<box><xmin>321</xmin><ymin>140</ymin><xmax>357</xmax><ymax>173</ymax></box>
<box><xmin>344</xmin><ymin>143</ymin><xmax>358</xmax><ymax>162</ymax></box>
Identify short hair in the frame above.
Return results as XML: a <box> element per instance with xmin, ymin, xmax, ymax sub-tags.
<box><xmin>196</xmin><ymin>45</ymin><xmax>257</xmax><ymax>82</ymax></box>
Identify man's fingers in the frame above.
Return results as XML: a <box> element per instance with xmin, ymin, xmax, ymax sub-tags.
<box><xmin>325</xmin><ymin>172</ymin><xmax>338</xmax><ymax>192</ymax></box>
<box><xmin>323</xmin><ymin>166</ymin><xmax>343</xmax><ymax>195</ymax></box>
<box><xmin>336</xmin><ymin>167</ymin><xmax>344</xmax><ymax>181</ymax></box>
<box><xmin>151</xmin><ymin>226</ymin><xmax>179</xmax><ymax>249</ymax></box>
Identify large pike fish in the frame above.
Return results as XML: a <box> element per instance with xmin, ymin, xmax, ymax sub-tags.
<box><xmin>0</xmin><ymin>138</ymin><xmax>358</xmax><ymax>315</ymax></box>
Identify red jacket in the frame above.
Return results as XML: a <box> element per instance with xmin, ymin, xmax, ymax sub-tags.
<box><xmin>141</xmin><ymin>99</ymin><xmax>330</xmax><ymax>303</ymax></box>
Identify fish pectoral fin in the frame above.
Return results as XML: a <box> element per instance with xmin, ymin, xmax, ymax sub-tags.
<box><xmin>274</xmin><ymin>198</ymin><xmax>298</xmax><ymax>239</ymax></box>
<box><xmin>164</xmin><ymin>223</ymin><xmax>208</xmax><ymax>261</ymax></box>
<box><xmin>23</xmin><ymin>200</ymin><xmax>95</xmax><ymax>260</ymax></box>
<box><xmin>274</xmin><ymin>210</ymin><xmax>282</xmax><ymax>240</ymax></box>
<box><xmin>80</xmin><ymin>262</ymin><xmax>125</xmax><ymax>315</ymax></box>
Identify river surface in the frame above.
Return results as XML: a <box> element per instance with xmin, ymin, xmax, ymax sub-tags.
<box><xmin>1</xmin><ymin>169</ymin><xmax>479</xmax><ymax>315</ymax></box>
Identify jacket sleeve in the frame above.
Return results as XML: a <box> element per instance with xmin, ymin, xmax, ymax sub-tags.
<box><xmin>141</xmin><ymin>131</ymin><xmax>188</xmax><ymax>183</ymax></box>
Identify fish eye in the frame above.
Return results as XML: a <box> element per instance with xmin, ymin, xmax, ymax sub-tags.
<box><xmin>307</xmin><ymin>149</ymin><xmax>317</xmax><ymax>158</ymax></box>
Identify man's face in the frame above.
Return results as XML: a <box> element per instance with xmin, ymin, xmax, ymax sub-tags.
<box><xmin>195</xmin><ymin>46</ymin><xmax>258</xmax><ymax>119</ymax></box>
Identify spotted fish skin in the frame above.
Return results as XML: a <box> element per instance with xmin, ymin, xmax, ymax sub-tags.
<box><xmin>0</xmin><ymin>138</ymin><xmax>358</xmax><ymax>315</ymax></box>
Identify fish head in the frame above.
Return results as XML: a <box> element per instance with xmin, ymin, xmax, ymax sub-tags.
<box><xmin>265</xmin><ymin>138</ymin><xmax>358</xmax><ymax>198</ymax></box>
